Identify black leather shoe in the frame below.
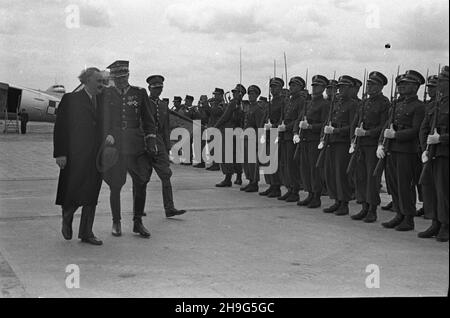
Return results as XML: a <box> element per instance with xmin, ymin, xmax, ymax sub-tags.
<box><xmin>307</xmin><ymin>196</ymin><xmax>321</xmax><ymax>208</ymax></box>
<box><xmin>133</xmin><ymin>220</ymin><xmax>151</xmax><ymax>238</ymax></box>
<box><xmin>381</xmin><ymin>201</ymin><xmax>393</xmax><ymax>211</ymax></box>
<box><xmin>335</xmin><ymin>202</ymin><xmax>349</xmax><ymax>216</ymax></box>
<box><xmin>323</xmin><ymin>201</ymin><xmax>340</xmax><ymax>213</ymax></box>
<box><xmin>206</xmin><ymin>163</ymin><xmax>220</xmax><ymax>171</ymax></box>
<box><xmin>351</xmin><ymin>203</ymin><xmax>369</xmax><ymax>220</ymax></box>
<box><xmin>382</xmin><ymin>213</ymin><xmax>404</xmax><ymax>228</ymax></box>
<box><xmin>436</xmin><ymin>224</ymin><xmax>449</xmax><ymax>242</ymax></box>
<box><xmin>215</xmin><ymin>180</ymin><xmax>232</xmax><ymax>187</ymax></box>
<box><xmin>81</xmin><ymin>237</ymin><xmax>103</xmax><ymax>246</ymax></box>
<box><xmin>245</xmin><ymin>184</ymin><xmax>259</xmax><ymax>193</ymax></box>
<box><xmin>61</xmin><ymin>214</ymin><xmax>73</xmax><ymax>240</ymax></box>
<box><xmin>240</xmin><ymin>184</ymin><xmax>249</xmax><ymax>191</ymax></box>
<box><xmin>297</xmin><ymin>193</ymin><xmax>313</xmax><ymax>206</ymax></box>
<box><xmin>193</xmin><ymin>163</ymin><xmax>205</xmax><ymax>168</ymax></box>
<box><xmin>277</xmin><ymin>191</ymin><xmax>291</xmax><ymax>201</ymax></box>
<box><xmin>418</xmin><ymin>220</ymin><xmax>440</xmax><ymax>238</ymax></box>
<box><xmin>234</xmin><ymin>175</ymin><xmax>242</xmax><ymax>185</ymax></box>
<box><xmin>363</xmin><ymin>206</ymin><xmax>377</xmax><ymax>223</ymax></box>
<box><xmin>165</xmin><ymin>207</ymin><xmax>186</xmax><ymax>218</ymax></box>
<box><xmin>267</xmin><ymin>189</ymin><xmax>282</xmax><ymax>198</ymax></box>
<box><xmin>259</xmin><ymin>187</ymin><xmax>273</xmax><ymax>196</ymax></box>
<box><xmin>395</xmin><ymin>216</ymin><xmax>415</xmax><ymax>231</ymax></box>
<box><xmin>285</xmin><ymin>193</ymin><xmax>300</xmax><ymax>202</ymax></box>
<box><xmin>112</xmin><ymin>222</ymin><xmax>122</xmax><ymax>237</ymax></box>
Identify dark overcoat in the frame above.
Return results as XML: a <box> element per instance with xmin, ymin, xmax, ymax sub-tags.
<box><xmin>53</xmin><ymin>90</ymin><xmax>103</xmax><ymax>207</ymax></box>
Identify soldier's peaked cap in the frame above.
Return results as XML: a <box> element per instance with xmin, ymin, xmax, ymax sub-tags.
<box><xmin>146</xmin><ymin>75</ymin><xmax>165</xmax><ymax>88</ymax></box>
<box><xmin>270</xmin><ymin>77</ymin><xmax>284</xmax><ymax>88</ymax></box>
<box><xmin>213</xmin><ymin>88</ymin><xmax>225</xmax><ymax>95</ymax></box>
<box><xmin>107</xmin><ymin>60</ymin><xmax>129</xmax><ymax>78</ymax></box>
<box><xmin>231</xmin><ymin>84</ymin><xmax>247</xmax><ymax>95</ymax></box>
<box><xmin>438</xmin><ymin>65</ymin><xmax>449</xmax><ymax>81</ymax></box>
<box><xmin>247</xmin><ymin>85</ymin><xmax>261</xmax><ymax>95</ymax></box>
<box><xmin>399</xmin><ymin>70</ymin><xmax>425</xmax><ymax>85</ymax></box>
<box><xmin>337</xmin><ymin>75</ymin><xmax>354</xmax><ymax>86</ymax></box>
<box><xmin>368</xmin><ymin>71</ymin><xmax>388</xmax><ymax>86</ymax></box>
<box><xmin>173</xmin><ymin>96</ymin><xmax>182</xmax><ymax>102</ymax></box>
<box><xmin>327</xmin><ymin>79</ymin><xmax>338</xmax><ymax>88</ymax></box>
<box><xmin>352</xmin><ymin>77</ymin><xmax>362</xmax><ymax>87</ymax></box>
<box><xmin>289</xmin><ymin>76</ymin><xmax>306</xmax><ymax>87</ymax></box>
<box><xmin>185</xmin><ymin>95</ymin><xmax>194</xmax><ymax>101</ymax></box>
<box><xmin>426</xmin><ymin>75</ymin><xmax>438</xmax><ymax>87</ymax></box>
<box><xmin>312</xmin><ymin>75</ymin><xmax>329</xmax><ymax>86</ymax></box>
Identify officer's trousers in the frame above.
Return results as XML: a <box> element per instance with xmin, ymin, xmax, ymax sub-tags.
<box><xmin>386</xmin><ymin>152</ymin><xmax>417</xmax><ymax>216</ymax></box>
<box><xmin>355</xmin><ymin>145</ymin><xmax>382</xmax><ymax>206</ymax></box>
<box><xmin>324</xmin><ymin>142</ymin><xmax>352</xmax><ymax>202</ymax></box>
<box><xmin>243</xmin><ymin>135</ymin><xmax>259</xmax><ymax>184</ymax></box>
<box><xmin>300</xmin><ymin>141</ymin><xmax>322</xmax><ymax>194</ymax></box>
<box><xmin>279</xmin><ymin>140</ymin><xmax>301</xmax><ymax>191</ymax></box>
<box><xmin>432</xmin><ymin>156</ymin><xmax>449</xmax><ymax>225</ymax></box>
<box><xmin>150</xmin><ymin>137</ymin><xmax>175</xmax><ymax>210</ymax></box>
<box><xmin>220</xmin><ymin>133</ymin><xmax>243</xmax><ymax>175</ymax></box>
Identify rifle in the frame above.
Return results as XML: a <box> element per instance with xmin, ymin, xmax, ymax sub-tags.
<box><xmin>372</xmin><ymin>66</ymin><xmax>400</xmax><ymax>177</ymax></box>
<box><xmin>293</xmin><ymin>68</ymin><xmax>310</xmax><ymax>160</ymax></box>
<box><xmin>346</xmin><ymin>69</ymin><xmax>367</xmax><ymax>175</ymax></box>
<box><xmin>315</xmin><ymin>89</ymin><xmax>337</xmax><ymax>168</ymax></box>
<box><xmin>423</xmin><ymin>68</ymin><xmax>429</xmax><ymax>103</ymax></box>
<box><xmin>418</xmin><ymin>91</ymin><xmax>441</xmax><ymax>185</ymax></box>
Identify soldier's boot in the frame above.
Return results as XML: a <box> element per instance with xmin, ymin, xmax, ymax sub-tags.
<box><xmin>363</xmin><ymin>205</ymin><xmax>378</xmax><ymax>223</ymax></box>
<box><xmin>285</xmin><ymin>190</ymin><xmax>300</xmax><ymax>202</ymax></box>
<box><xmin>323</xmin><ymin>200</ymin><xmax>340</xmax><ymax>213</ymax></box>
<box><xmin>297</xmin><ymin>192</ymin><xmax>313</xmax><ymax>206</ymax></box>
<box><xmin>351</xmin><ymin>202</ymin><xmax>369</xmax><ymax>220</ymax></box>
<box><xmin>382</xmin><ymin>213</ymin><xmax>404</xmax><ymax>228</ymax></box>
<box><xmin>307</xmin><ymin>192</ymin><xmax>322</xmax><ymax>208</ymax></box>
<box><xmin>206</xmin><ymin>163</ymin><xmax>220</xmax><ymax>171</ymax></box>
<box><xmin>234</xmin><ymin>174</ymin><xmax>243</xmax><ymax>185</ymax></box>
<box><xmin>335</xmin><ymin>201</ymin><xmax>349</xmax><ymax>216</ymax></box>
<box><xmin>267</xmin><ymin>186</ymin><xmax>282</xmax><ymax>198</ymax></box>
<box><xmin>133</xmin><ymin>218</ymin><xmax>151</xmax><ymax>238</ymax></box>
<box><xmin>418</xmin><ymin>220</ymin><xmax>441</xmax><ymax>238</ymax></box>
<box><xmin>216</xmin><ymin>174</ymin><xmax>232</xmax><ymax>187</ymax></box>
<box><xmin>245</xmin><ymin>183</ymin><xmax>259</xmax><ymax>193</ymax></box>
<box><xmin>381</xmin><ymin>201</ymin><xmax>393</xmax><ymax>211</ymax></box>
<box><xmin>259</xmin><ymin>186</ymin><xmax>273</xmax><ymax>196</ymax></box>
<box><xmin>112</xmin><ymin>221</ymin><xmax>122</xmax><ymax>237</ymax></box>
<box><xmin>240</xmin><ymin>183</ymin><xmax>250</xmax><ymax>191</ymax></box>
<box><xmin>278</xmin><ymin>189</ymin><xmax>292</xmax><ymax>201</ymax></box>
<box><xmin>193</xmin><ymin>162</ymin><xmax>206</xmax><ymax>168</ymax></box>
<box><xmin>416</xmin><ymin>207</ymin><xmax>425</xmax><ymax>217</ymax></box>
<box><xmin>436</xmin><ymin>224</ymin><xmax>449</xmax><ymax>242</ymax></box>
<box><xmin>395</xmin><ymin>215</ymin><xmax>415</xmax><ymax>231</ymax></box>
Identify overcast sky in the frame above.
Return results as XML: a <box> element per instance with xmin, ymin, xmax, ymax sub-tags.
<box><xmin>1</xmin><ymin>0</ymin><xmax>448</xmax><ymax>100</ymax></box>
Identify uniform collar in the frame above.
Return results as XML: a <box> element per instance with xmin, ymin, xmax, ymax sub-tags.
<box><xmin>398</xmin><ymin>95</ymin><xmax>418</xmax><ymax>103</ymax></box>
<box><xmin>115</xmin><ymin>85</ymin><xmax>130</xmax><ymax>95</ymax></box>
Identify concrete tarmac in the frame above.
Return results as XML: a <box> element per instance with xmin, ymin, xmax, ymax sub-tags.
<box><xmin>0</xmin><ymin>123</ymin><xmax>448</xmax><ymax>297</ymax></box>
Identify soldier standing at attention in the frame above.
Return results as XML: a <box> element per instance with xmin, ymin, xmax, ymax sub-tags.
<box><xmin>293</xmin><ymin>75</ymin><xmax>330</xmax><ymax>208</ymax></box>
<box><xmin>418</xmin><ymin>66</ymin><xmax>449</xmax><ymax>242</ymax></box>
<box><xmin>146</xmin><ymin>75</ymin><xmax>187</xmax><ymax>218</ymax></box>
<box><xmin>214</xmin><ymin>84</ymin><xmax>245</xmax><ymax>187</ymax></box>
<box><xmin>259</xmin><ymin>77</ymin><xmax>285</xmax><ymax>198</ymax></box>
<box><xmin>206</xmin><ymin>88</ymin><xmax>225</xmax><ymax>171</ymax></box>
<box><xmin>101</xmin><ymin>60</ymin><xmax>157</xmax><ymax>238</ymax></box>
<box><xmin>322</xmin><ymin>76</ymin><xmax>358</xmax><ymax>216</ymax></box>
<box><xmin>278</xmin><ymin>76</ymin><xmax>306</xmax><ymax>202</ymax></box>
<box><xmin>350</xmin><ymin>71</ymin><xmax>390</xmax><ymax>223</ymax></box>
<box><xmin>192</xmin><ymin>95</ymin><xmax>210</xmax><ymax>168</ymax></box>
<box><xmin>240</xmin><ymin>85</ymin><xmax>265</xmax><ymax>193</ymax></box>
<box><xmin>377</xmin><ymin>70</ymin><xmax>425</xmax><ymax>232</ymax></box>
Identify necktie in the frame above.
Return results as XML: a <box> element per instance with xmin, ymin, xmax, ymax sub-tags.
<box><xmin>91</xmin><ymin>96</ymin><xmax>97</xmax><ymax>111</ymax></box>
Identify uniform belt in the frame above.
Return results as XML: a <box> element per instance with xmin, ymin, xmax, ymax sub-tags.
<box><xmin>121</xmin><ymin>120</ymin><xmax>140</xmax><ymax>130</ymax></box>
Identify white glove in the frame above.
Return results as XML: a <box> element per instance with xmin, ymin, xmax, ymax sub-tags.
<box><xmin>105</xmin><ymin>135</ymin><xmax>115</xmax><ymax>145</ymax></box>
<box><xmin>355</xmin><ymin>127</ymin><xmax>366</xmax><ymax>137</ymax></box>
<box><xmin>324</xmin><ymin>125</ymin><xmax>334</xmax><ymax>135</ymax></box>
<box><xmin>299</xmin><ymin>120</ymin><xmax>309</xmax><ymax>129</ymax></box>
<box><xmin>278</xmin><ymin>123</ymin><xmax>286</xmax><ymax>132</ymax></box>
<box><xmin>264</xmin><ymin>122</ymin><xmax>272</xmax><ymax>130</ymax></box>
<box><xmin>376</xmin><ymin>145</ymin><xmax>385</xmax><ymax>159</ymax></box>
<box><xmin>421</xmin><ymin>150</ymin><xmax>429</xmax><ymax>163</ymax></box>
<box><xmin>293</xmin><ymin>134</ymin><xmax>300</xmax><ymax>144</ymax></box>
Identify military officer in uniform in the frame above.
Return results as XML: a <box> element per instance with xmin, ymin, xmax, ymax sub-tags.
<box><xmin>206</xmin><ymin>88</ymin><xmax>225</xmax><ymax>171</ymax></box>
<box><xmin>377</xmin><ymin>70</ymin><xmax>425</xmax><ymax>232</ymax></box>
<box><xmin>101</xmin><ymin>60</ymin><xmax>157</xmax><ymax>238</ymax></box>
<box><xmin>350</xmin><ymin>77</ymin><xmax>363</xmax><ymax>102</ymax></box>
<box><xmin>192</xmin><ymin>95</ymin><xmax>210</xmax><ymax>168</ymax></box>
<box><xmin>179</xmin><ymin>95</ymin><xmax>195</xmax><ymax>165</ymax></box>
<box><xmin>277</xmin><ymin>76</ymin><xmax>306</xmax><ymax>202</ymax></box>
<box><xmin>418</xmin><ymin>66</ymin><xmax>449</xmax><ymax>242</ymax></box>
<box><xmin>259</xmin><ymin>77</ymin><xmax>285</xmax><ymax>198</ymax></box>
<box><xmin>293</xmin><ymin>75</ymin><xmax>330</xmax><ymax>208</ymax></box>
<box><xmin>146</xmin><ymin>75</ymin><xmax>187</xmax><ymax>218</ymax></box>
<box><xmin>172</xmin><ymin>96</ymin><xmax>182</xmax><ymax>111</ymax></box>
<box><xmin>240</xmin><ymin>85</ymin><xmax>266</xmax><ymax>193</ymax></box>
<box><xmin>214</xmin><ymin>84</ymin><xmax>245</xmax><ymax>187</ymax></box>
<box><xmin>350</xmin><ymin>71</ymin><xmax>390</xmax><ymax>223</ymax></box>
<box><xmin>322</xmin><ymin>75</ymin><xmax>358</xmax><ymax>215</ymax></box>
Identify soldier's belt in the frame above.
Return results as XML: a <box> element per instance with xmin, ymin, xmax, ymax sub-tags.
<box><xmin>121</xmin><ymin>120</ymin><xmax>140</xmax><ymax>130</ymax></box>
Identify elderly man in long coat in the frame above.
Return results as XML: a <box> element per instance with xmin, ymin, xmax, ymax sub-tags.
<box><xmin>53</xmin><ymin>67</ymin><xmax>104</xmax><ymax>245</ymax></box>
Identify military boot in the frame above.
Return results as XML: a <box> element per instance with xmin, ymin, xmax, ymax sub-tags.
<box><xmin>297</xmin><ymin>192</ymin><xmax>313</xmax><ymax>206</ymax></box>
<box><xmin>234</xmin><ymin>174</ymin><xmax>243</xmax><ymax>185</ymax></box>
<box><xmin>418</xmin><ymin>220</ymin><xmax>441</xmax><ymax>238</ymax></box>
<box><xmin>277</xmin><ymin>189</ymin><xmax>292</xmax><ymax>201</ymax></box>
<box><xmin>112</xmin><ymin>221</ymin><xmax>122</xmax><ymax>237</ymax></box>
<box><xmin>307</xmin><ymin>192</ymin><xmax>321</xmax><ymax>208</ymax></box>
<box><xmin>436</xmin><ymin>224</ymin><xmax>449</xmax><ymax>242</ymax></box>
<box><xmin>382</xmin><ymin>213</ymin><xmax>404</xmax><ymax>228</ymax></box>
<box><xmin>395</xmin><ymin>215</ymin><xmax>415</xmax><ymax>231</ymax></box>
<box><xmin>240</xmin><ymin>183</ymin><xmax>250</xmax><ymax>191</ymax></box>
<box><xmin>133</xmin><ymin>218</ymin><xmax>151</xmax><ymax>238</ymax></box>
<box><xmin>363</xmin><ymin>205</ymin><xmax>378</xmax><ymax>223</ymax></box>
<box><xmin>216</xmin><ymin>174</ymin><xmax>232</xmax><ymax>187</ymax></box>
<box><xmin>285</xmin><ymin>191</ymin><xmax>300</xmax><ymax>202</ymax></box>
<box><xmin>267</xmin><ymin>186</ymin><xmax>282</xmax><ymax>198</ymax></box>
<box><xmin>323</xmin><ymin>200</ymin><xmax>340</xmax><ymax>213</ymax></box>
<box><xmin>381</xmin><ymin>201</ymin><xmax>393</xmax><ymax>211</ymax></box>
<box><xmin>351</xmin><ymin>202</ymin><xmax>369</xmax><ymax>220</ymax></box>
<box><xmin>259</xmin><ymin>186</ymin><xmax>273</xmax><ymax>196</ymax></box>
<box><xmin>245</xmin><ymin>183</ymin><xmax>259</xmax><ymax>193</ymax></box>
<box><xmin>335</xmin><ymin>201</ymin><xmax>349</xmax><ymax>216</ymax></box>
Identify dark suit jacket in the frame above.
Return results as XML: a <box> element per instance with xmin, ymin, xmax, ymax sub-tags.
<box><xmin>53</xmin><ymin>89</ymin><xmax>103</xmax><ymax>207</ymax></box>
